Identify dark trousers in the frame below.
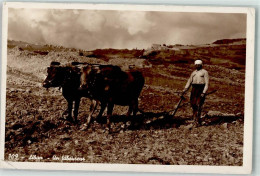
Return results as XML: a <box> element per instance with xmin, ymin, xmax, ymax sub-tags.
<box><xmin>190</xmin><ymin>84</ymin><xmax>205</xmax><ymax>124</ymax></box>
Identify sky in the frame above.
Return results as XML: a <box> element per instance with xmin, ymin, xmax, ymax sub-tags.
<box><xmin>8</xmin><ymin>8</ymin><xmax>247</xmax><ymax>50</ymax></box>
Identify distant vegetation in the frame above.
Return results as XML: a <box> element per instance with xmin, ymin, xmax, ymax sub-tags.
<box><xmin>213</xmin><ymin>38</ymin><xmax>246</xmax><ymax>44</ymax></box>
<box><xmin>87</xmin><ymin>48</ymin><xmax>144</xmax><ymax>60</ymax></box>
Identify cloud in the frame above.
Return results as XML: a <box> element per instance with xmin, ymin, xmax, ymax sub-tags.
<box><xmin>117</xmin><ymin>11</ymin><xmax>155</xmax><ymax>35</ymax></box>
<box><xmin>145</xmin><ymin>12</ymin><xmax>246</xmax><ymax>45</ymax></box>
<box><xmin>76</xmin><ymin>11</ymin><xmax>105</xmax><ymax>32</ymax></box>
<box><xmin>8</xmin><ymin>8</ymin><xmax>246</xmax><ymax>50</ymax></box>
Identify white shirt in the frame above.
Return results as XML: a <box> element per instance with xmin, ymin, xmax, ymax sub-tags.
<box><xmin>184</xmin><ymin>69</ymin><xmax>209</xmax><ymax>93</ymax></box>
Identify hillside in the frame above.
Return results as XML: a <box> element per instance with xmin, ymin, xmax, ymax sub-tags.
<box><xmin>8</xmin><ymin>38</ymin><xmax>246</xmax><ymax>70</ymax></box>
<box><xmin>142</xmin><ymin>39</ymin><xmax>246</xmax><ymax>70</ymax></box>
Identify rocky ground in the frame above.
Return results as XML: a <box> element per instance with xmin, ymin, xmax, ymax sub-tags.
<box><xmin>4</xmin><ymin>40</ymin><xmax>245</xmax><ymax>165</ymax></box>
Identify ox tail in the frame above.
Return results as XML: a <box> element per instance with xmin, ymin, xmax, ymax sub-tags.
<box><xmin>138</xmin><ymin>108</ymin><xmax>146</xmax><ymax>114</ymax></box>
<box><xmin>131</xmin><ymin>71</ymin><xmax>145</xmax><ymax>96</ymax></box>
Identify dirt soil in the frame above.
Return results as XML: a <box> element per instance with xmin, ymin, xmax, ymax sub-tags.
<box><xmin>4</xmin><ymin>40</ymin><xmax>245</xmax><ymax>165</ymax></box>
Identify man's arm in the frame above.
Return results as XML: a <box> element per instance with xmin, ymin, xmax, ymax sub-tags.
<box><xmin>202</xmin><ymin>70</ymin><xmax>209</xmax><ymax>94</ymax></box>
<box><xmin>183</xmin><ymin>72</ymin><xmax>194</xmax><ymax>92</ymax></box>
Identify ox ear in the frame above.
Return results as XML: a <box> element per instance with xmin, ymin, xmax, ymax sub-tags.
<box><xmin>72</xmin><ymin>66</ymin><xmax>81</xmax><ymax>74</ymax></box>
<box><xmin>50</xmin><ymin>61</ymin><xmax>60</xmax><ymax>66</ymax></box>
<box><xmin>91</xmin><ymin>65</ymin><xmax>100</xmax><ymax>73</ymax></box>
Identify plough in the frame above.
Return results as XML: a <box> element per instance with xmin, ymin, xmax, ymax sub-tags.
<box><xmin>168</xmin><ymin>89</ymin><xmax>217</xmax><ymax>118</ymax></box>
<box><xmin>141</xmin><ymin>89</ymin><xmax>217</xmax><ymax>124</ymax></box>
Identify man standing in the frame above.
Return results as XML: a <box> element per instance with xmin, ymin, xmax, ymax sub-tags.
<box><xmin>182</xmin><ymin>60</ymin><xmax>209</xmax><ymax>127</ymax></box>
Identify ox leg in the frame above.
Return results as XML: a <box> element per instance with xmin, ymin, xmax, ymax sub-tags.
<box><xmin>130</xmin><ymin>99</ymin><xmax>139</xmax><ymax>128</ymax></box>
<box><xmin>107</xmin><ymin>103</ymin><xmax>114</xmax><ymax>132</ymax></box>
<box><xmin>97</xmin><ymin>102</ymin><xmax>107</xmax><ymax>119</ymax></box>
<box><xmin>66</xmin><ymin>100</ymin><xmax>73</xmax><ymax>122</ymax></box>
<box><xmin>89</xmin><ymin>100</ymin><xmax>95</xmax><ymax>112</ymax></box>
<box><xmin>126</xmin><ymin>106</ymin><xmax>133</xmax><ymax>128</ymax></box>
<box><xmin>86</xmin><ymin>100</ymin><xmax>99</xmax><ymax>127</ymax></box>
<box><xmin>133</xmin><ymin>98</ymin><xmax>139</xmax><ymax>117</ymax></box>
<box><xmin>126</xmin><ymin>105</ymin><xmax>133</xmax><ymax>117</ymax></box>
<box><xmin>73</xmin><ymin>99</ymin><xmax>80</xmax><ymax>124</ymax></box>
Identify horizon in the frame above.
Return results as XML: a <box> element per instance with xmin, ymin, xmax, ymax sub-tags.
<box><xmin>8</xmin><ymin>37</ymin><xmax>246</xmax><ymax>51</ymax></box>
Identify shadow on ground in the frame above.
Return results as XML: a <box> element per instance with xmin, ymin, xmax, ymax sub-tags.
<box><xmin>91</xmin><ymin>111</ymin><xmax>243</xmax><ymax>131</ymax></box>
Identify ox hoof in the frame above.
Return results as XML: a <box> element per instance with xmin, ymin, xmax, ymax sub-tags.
<box><xmin>66</xmin><ymin>116</ymin><xmax>73</xmax><ymax>122</ymax></box>
<box><xmin>103</xmin><ymin>129</ymin><xmax>109</xmax><ymax>134</ymax></box>
<box><xmin>62</xmin><ymin>111</ymin><xmax>69</xmax><ymax>117</ymax></box>
<box><xmin>80</xmin><ymin>124</ymin><xmax>89</xmax><ymax>131</ymax></box>
<box><xmin>103</xmin><ymin>127</ymin><xmax>111</xmax><ymax>134</ymax></box>
<box><xmin>186</xmin><ymin>124</ymin><xmax>193</xmax><ymax>130</ymax></box>
<box><xmin>192</xmin><ymin>122</ymin><xmax>200</xmax><ymax>128</ymax></box>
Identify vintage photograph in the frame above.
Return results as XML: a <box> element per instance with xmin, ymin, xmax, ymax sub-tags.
<box><xmin>0</xmin><ymin>2</ymin><xmax>255</xmax><ymax>174</ymax></box>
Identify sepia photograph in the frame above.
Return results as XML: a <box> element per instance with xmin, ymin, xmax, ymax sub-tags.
<box><xmin>0</xmin><ymin>2</ymin><xmax>255</xmax><ymax>174</ymax></box>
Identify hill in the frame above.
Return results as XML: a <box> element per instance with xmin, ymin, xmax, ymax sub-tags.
<box><xmin>8</xmin><ymin>38</ymin><xmax>246</xmax><ymax>70</ymax></box>
<box><xmin>142</xmin><ymin>39</ymin><xmax>246</xmax><ymax>70</ymax></box>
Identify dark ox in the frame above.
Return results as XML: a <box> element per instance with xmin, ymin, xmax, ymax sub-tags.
<box><xmin>42</xmin><ymin>62</ymin><xmax>96</xmax><ymax>123</ymax></box>
<box><xmin>79</xmin><ymin>64</ymin><xmax>145</xmax><ymax>131</ymax></box>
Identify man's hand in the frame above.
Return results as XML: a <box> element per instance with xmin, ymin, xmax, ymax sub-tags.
<box><xmin>181</xmin><ymin>89</ymin><xmax>187</xmax><ymax>97</ymax></box>
<box><xmin>201</xmin><ymin>93</ymin><xmax>205</xmax><ymax>98</ymax></box>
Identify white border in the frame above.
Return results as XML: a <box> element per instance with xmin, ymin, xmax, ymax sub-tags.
<box><xmin>0</xmin><ymin>2</ymin><xmax>255</xmax><ymax>174</ymax></box>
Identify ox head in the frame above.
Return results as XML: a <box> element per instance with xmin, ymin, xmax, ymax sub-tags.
<box><xmin>79</xmin><ymin>64</ymin><xmax>100</xmax><ymax>90</ymax></box>
<box><xmin>43</xmin><ymin>62</ymin><xmax>65</xmax><ymax>88</ymax></box>
<box><xmin>79</xmin><ymin>65</ymin><xmax>92</xmax><ymax>90</ymax></box>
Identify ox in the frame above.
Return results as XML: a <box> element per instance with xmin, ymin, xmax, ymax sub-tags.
<box><xmin>42</xmin><ymin>62</ymin><xmax>96</xmax><ymax>123</ymax></box>
<box><xmin>79</xmin><ymin>64</ymin><xmax>145</xmax><ymax>132</ymax></box>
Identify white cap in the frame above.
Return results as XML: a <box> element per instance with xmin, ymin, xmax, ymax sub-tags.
<box><xmin>195</xmin><ymin>60</ymin><xmax>203</xmax><ymax>65</ymax></box>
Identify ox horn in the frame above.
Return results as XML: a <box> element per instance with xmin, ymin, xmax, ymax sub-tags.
<box><xmin>71</xmin><ymin>61</ymin><xmax>79</xmax><ymax>65</ymax></box>
<box><xmin>50</xmin><ymin>61</ymin><xmax>60</xmax><ymax>66</ymax></box>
